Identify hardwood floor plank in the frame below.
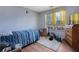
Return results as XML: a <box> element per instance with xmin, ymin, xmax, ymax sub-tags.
<box><xmin>58</xmin><ymin>41</ymin><xmax>74</xmax><ymax>52</ymax></box>
<box><xmin>33</xmin><ymin>43</ymin><xmax>53</xmax><ymax>52</ymax></box>
<box><xmin>22</xmin><ymin>40</ymin><xmax>74</xmax><ymax>52</ymax></box>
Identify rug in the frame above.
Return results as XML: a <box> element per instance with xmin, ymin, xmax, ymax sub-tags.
<box><xmin>37</xmin><ymin>37</ymin><xmax>61</xmax><ymax>51</ymax></box>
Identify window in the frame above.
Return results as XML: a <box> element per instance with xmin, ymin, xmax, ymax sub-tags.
<box><xmin>56</xmin><ymin>12</ymin><xmax>61</xmax><ymax>26</ymax></box>
<box><xmin>44</xmin><ymin>9</ymin><xmax>66</xmax><ymax>28</ymax></box>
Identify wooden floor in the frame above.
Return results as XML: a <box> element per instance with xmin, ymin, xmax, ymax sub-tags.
<box><xmin>22</xmin><ymin>40</ymin><xmax>74</xmax><ymax>52</ymax></box>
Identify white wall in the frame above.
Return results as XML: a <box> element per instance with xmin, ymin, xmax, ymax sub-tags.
<box><xmin>0</xmin><ymin>6</ymin><xmax>39</xmax><ymax>33</ymax></box>
<box><xmin>39</xmin><ymin>10</ymin><xmax>52</xmax><ymax>28</ymax></box>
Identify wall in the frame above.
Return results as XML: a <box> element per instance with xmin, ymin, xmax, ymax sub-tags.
<box><xmin>39</xmin><ymin>6</ymin><xmax>79</xmax><ymax>28</ymax></box>
<box><xmin>39</xmin><ymin>10</ymin><xmax>52</xmax><ymax>28</ymax></box>
<box><xmin>0</xmin><ymin>6</ymin><xmax>39</xmax><ymax>33</ymax></box>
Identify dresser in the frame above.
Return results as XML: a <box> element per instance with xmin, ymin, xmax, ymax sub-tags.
<box><xmin>65</xmin><ymin>24</ymin><xmax>79</xmax><ymax>51</ymax></box>
<box><xmin>72</xmin><ymin>24</ymin><xmax>79</xmax><ymax>51</ymax></box>
<box><xmin>65</xmin><ymin>28</ymin><xmax>72</xmax><ymax>46</ymax></box>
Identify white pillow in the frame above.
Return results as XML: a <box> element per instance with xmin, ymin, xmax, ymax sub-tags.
<box><xmin>0</xmin><ymin>31</ymin><xmax>12</xmax><ymax>36</ymax></box>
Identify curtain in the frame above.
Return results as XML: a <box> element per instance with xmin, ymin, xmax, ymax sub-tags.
<box><xmin>44</xmin><ymin>14</ymin><xmax>47</xmax><ymax>28</ymax></box>
<box><xmin>52</xmin><ymin>12</ymin><xmax>56</xmax><ymax>27</ymax></box>
<box><xmin>74</xmin><ymin>13</ymin><xmax>79</xmax><ymax>24</ymax></box>
<box><xmin>60</xmin><ymin>10</ymin><xmax>66</xmax><ymax>26</ymax></box>
<box><xmin>45</xmin><ymin>9</ymin><xmax>66</xmax><ymax>28</ymax></box>
<box><xmin>52</xmin><ymin>9</ymin><xmax>66</xmax><ymax>27</ymax></box>
<box><xmin>72</xmin><ymin>13</ymin><xmax>79</xmax><ymax>24</ymax></box>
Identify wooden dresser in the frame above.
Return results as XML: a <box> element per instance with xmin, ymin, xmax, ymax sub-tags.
<box><xmin>65</xmin><ymin>24</ymin><xmax>79</xmax><ymax>51</ymax></box>
<box><xmin>72</xmin><ymin>24</ymin><xmax>79</xmax><ymax>51</ymax></box>
<box><xmin>65</xmin><ymin>28</ymin><xmax>72</xmax><ymax>46</ymax></box>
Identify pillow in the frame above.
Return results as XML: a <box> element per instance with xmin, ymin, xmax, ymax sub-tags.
<box><xmin>0</xmin><ymin>31</ymin><xmax>12</xmax><ymax>36</ymax></box>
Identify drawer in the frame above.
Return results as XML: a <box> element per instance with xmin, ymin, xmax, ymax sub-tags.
<box><xmin>66</xmin><ymin>30</ymin><xmax>72</xmax><ymax>33</ymax></box>
<box><xmin>65</xmin><ymin>36</ymin><xmax>72</xmax><ymax>46</ymax></box>
<box><xmin>67</xmin><ymin>36</ymin><xmax>72</xmax><ymax>41</ymax></box>
<box><xmin>66</xmin><ymin>32</ymin><xmax>72</xmax><ymax>37</ymax></box>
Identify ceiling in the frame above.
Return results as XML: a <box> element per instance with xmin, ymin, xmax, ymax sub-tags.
<box><xmin>24</xmin><ymin>6</ymin><xmax>59</xmax><ymax>13</ymax></box>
